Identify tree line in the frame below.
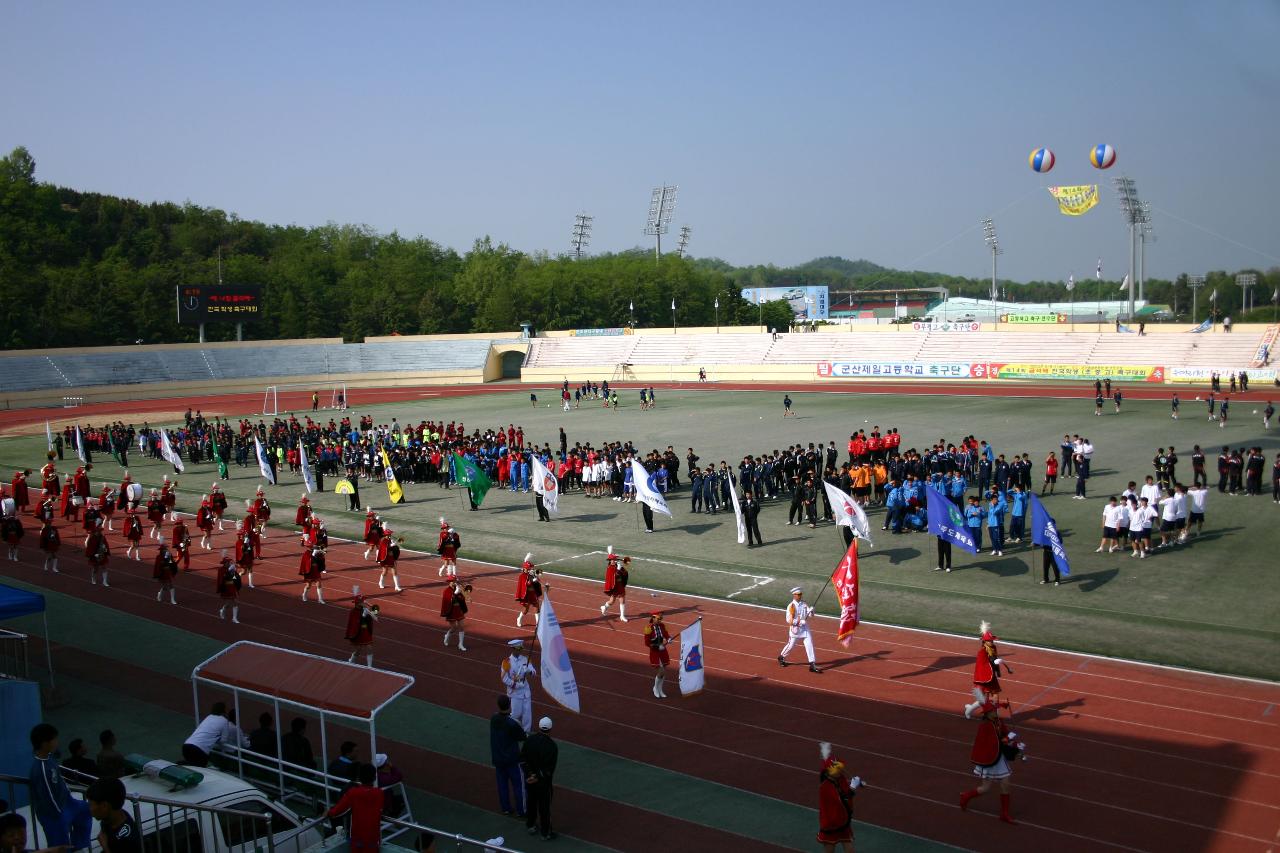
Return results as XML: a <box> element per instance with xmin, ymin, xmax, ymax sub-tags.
<box><xmin>2</xmin><ymin>146</ymin><xmax>1275</xmax><ymax>350</ymax></box>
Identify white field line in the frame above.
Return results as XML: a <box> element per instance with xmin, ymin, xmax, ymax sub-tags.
<box><xmin>548</xmin><ymin>549</ymin><xmax>774</xmax><ymax>599</ymax></box>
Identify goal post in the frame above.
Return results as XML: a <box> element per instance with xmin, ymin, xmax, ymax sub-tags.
<box><xmin>260</xmin><ymin>383</ymin><xmax>346</xmax><ymax>416</ymax></box>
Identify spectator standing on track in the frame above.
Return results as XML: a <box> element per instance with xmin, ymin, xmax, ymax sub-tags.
<box><xmin>783</xmin><ymin>394</ymin><xmax>794</xmax><ymax>417</ymax></box>
<box><xmin>490</xmin><ymin>695</ymin><xmax>527</xmax><ymax>818</ymax></box>
<box><xmin>521</xmin><ymin>717</ymin><xmax>558</xmax><ymax>841</ymax></box>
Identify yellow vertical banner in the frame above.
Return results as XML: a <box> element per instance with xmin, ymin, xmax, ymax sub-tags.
<box><xmin>380</xmin><ymin>448</ymin><xmax>405</xmax><ymax>504</ymax></box>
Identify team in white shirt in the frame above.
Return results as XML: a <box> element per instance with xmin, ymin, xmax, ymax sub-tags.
<box><xmin>1097</xmin><ymin>483</ymin><xmax>1206</xmax><ymax>559</ymax></box>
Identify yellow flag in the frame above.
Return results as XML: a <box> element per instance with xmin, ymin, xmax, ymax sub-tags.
<box><xmin>380</xmin><ymin>448</ymin><xmax>405</xmax><ymax>504</ymax></box>
<box><xmin>1047</xmin><ymin>185</ymin><xmax>1099</xmax><ymax>216</ymax></box>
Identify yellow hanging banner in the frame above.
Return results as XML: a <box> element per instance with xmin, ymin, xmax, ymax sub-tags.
<box><xmin>1047</xmin><ymin>185</ymin><xmax>1099</xmax><ymax>216</ymax></box>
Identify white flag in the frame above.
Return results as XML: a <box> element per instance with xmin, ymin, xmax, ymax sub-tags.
<box><xmin>1119</xmin><ymin>274</ymin><xmax>1130</xmax><ymax>292</ymax></box>
<box><xmin>823</xmin><ymin>480</ymin><xmax>872</xmax><ymax>546</ymax></box>
<box><xmin>1273</xmin><ymin>287</ymin><xmax>1279</xmax><ymax>303</ymax></box>
<box><xmin>254</xmin><ymin>435</ymin><xmax>276</xmax><ymax>485</ymax></box>
<box><xmin>45</xmin><ymin>421</ymin><xmax>53</xmax><ymax>452</ymax></box>
<box><xmin>727</xmin><ymin>472</ymin><xmax>746</xmax><ymax>544</ymax></box>
<box><xmin>630</xmin><ymin>459</ymin><xmax>671</xmax><ymax>517</ymax></box>
<box><xmin>159</xmin><ymin>430</ymin><xmax>185</xmax><ymax>473</ymax></box>
<box><xmin>1210</xmin><ymin>289</ymin><xmax>1218</xmax><ymax>302</ymax></box>
<box><xmin>678</xmin><ymin>618</ymin><xmax>706</xmax><ymax>696</ymax></box>
<box><xmin>1096</xmin><ymin>259</ymin><xmax>1102</xmax><ymax>280</ymax></box>
<box><xmin>530</xmin><ymin>454</ymin><xmax>559</xmax><ymax>516</ymax></box>
<box><xmin>299</xmin><ymin>443</ymin><xmax>316</xmax><ymax>494</ymax></box>
<box><xmin>75</xmin><ymin>426</ymin><xmax>86</xmax><ymax>463</ymax></box>
<box><xmin>629</xmin><ymin>300</ymin><xmax>634</xmax><ymax>311</ymax></box>
<box><xmin>536</xmin><ymin>592</ymin><xmax>580</xmax><ymax>713</ymax></box>
<box><xmin>671</xmin><ymin>299</ymin><xmax>676</xmax><ymax>310</ymax></box>
<box><xmin>1066</xmin><ymin>274</ymin><xmax>1075</xmax><ymax>292</ymax></box>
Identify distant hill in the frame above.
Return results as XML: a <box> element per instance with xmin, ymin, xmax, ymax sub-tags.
<box><xmin>794</xmin><ymin>256</ymin><xmax>886</xmax><ymax>277</ymax></box>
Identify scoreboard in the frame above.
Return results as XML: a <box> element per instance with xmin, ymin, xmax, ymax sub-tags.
<box><xmin>176</xmin><ymin>285</ymin><xmax>263</xmax><ymax>324</ymax></box>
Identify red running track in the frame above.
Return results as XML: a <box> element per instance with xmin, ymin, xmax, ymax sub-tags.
<box><xmin>4</xmin><ymin>503</ymin><xmax>1278</xmax><ymax>853</ymax></box>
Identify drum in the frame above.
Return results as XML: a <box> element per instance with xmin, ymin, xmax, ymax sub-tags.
<box><xmin>126</xmin><ymin>482</ymin><xmax>143</xmax><ymax>505</ymax></box>
<box><xmin>0</xmin><ymin>497</ymin><xmax>14</xmax><ymax>517</ymax></box>
<box><xmin>71</xmin><ymin>496</ymin><xmax>85</xmax><ymax>507</ymax></box>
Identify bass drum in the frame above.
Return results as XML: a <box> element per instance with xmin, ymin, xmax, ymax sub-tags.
<box><xmin>0</xmin><ymin>496</ymin><xmax>14</xmax><ymax>518</ymax></box>
<box><xmin>126</xmin><ymin>482</ymin><xmax>143</xmax><ymax>504</ymax></box>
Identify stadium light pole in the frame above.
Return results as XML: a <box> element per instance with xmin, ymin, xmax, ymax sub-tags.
<box><xmin>675</xmin><ymin>225</ymin><xmax>691</xmax><ymax>258</ymax></box>
<box><xmin>982</xmin><ymin>219</ymin><xmax>1001</xmax><ymax>327</ymax></box>
<box><xmin>1187</xmin><ymin>274</ymin><xmax>1205</xmax><ymax>323</ymax></box>
<box><xmin>714</xmin><ymin>296</ymin><xmax>720</xmax><ymax>333</ymax></box>
<box><xmin>570</xmin><ymin>213</ymin><xmax>593</xmax><ymax>260</ymax></box>
<box><xmin>1236</xmin><ymin>273</ymin><xmax>1257</xmax><ymax>314</ymax></box>
<box><xmin>758</xmin><ymin>296</ymin><xmax>765</xmax><ymax>333</ymax></box>
<box><xmin>1112</xmin><ymin>176</ymin><xmax>1143</xmax><ymax>322</ymax></box>
<box><xmin>1138</xmin><ymin>202</ymin><xmax>1154</xmax><ymax>304</ymax></box>
<box><xmin>644</xmin><ymin>185</ymin><xmax>678</xmax><ymax>262</ymax></box>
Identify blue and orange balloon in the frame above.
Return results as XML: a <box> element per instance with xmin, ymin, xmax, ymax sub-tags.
<box><xmin>1090</xmin><ymin>144</ymin><xmax>1116</xmax><ymax>169</ymax></box>
<box><xmin>1029</xmin><ymin>148</ymin><xmax>1055</xmax><ymax>173</ymax></box>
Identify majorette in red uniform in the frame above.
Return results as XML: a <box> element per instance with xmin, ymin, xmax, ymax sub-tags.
<box><xmin>644</xmin><ymin>611</ymin><xmax>672</xmax><ymax>698</ymax></box>
<box><xmin>60</xmin><ymin>482</ymin><xmax>78</xmax><ymax>521</ymax></box>
<box><xmin>39</xmin><ymin>518</ymin><xmax>60</xmax><ymax>573</ymax></box>
<box><xmin>10</xmin><ymin>470</ymin><xmax>30</xmax><ymax>513</ymax></box>
<box><xmin>295</xmin><ymin>495</ymin><xmax>312</xmax><ymax>531</ymax></box>
<box><xmin>122</xmin><ymin>512</ymin><xmax>144</xmax><ymax>561</ymax></box>
<box><xmin>959</xmin><ymin>701</ymin><xmax>1025</xmax><ymax>824</ymax></box>
<box><xmin>216</xmin><ymin>551</ymin><xmax>243</xmax><ymax>623</ymax></box>
<box><xmin>437</xmin><ymin>523</ymin><xmax>459</xmax><ymax>578</ymax></box>
<box><xmin>153</xmin><ymin>544</ymin><xmax>179</xmax><ymax>605</ymax></box>
<box><xmin>196</xmin><ymin>495</ymin><xmax>215</xmax><ymax>549</ymax></box>
<box><xmin>964</xmin><ymin>621</ymin><xmax>1011</xmax><ymax>716</ymax></box>
<box><xmin>514</xmin><ymin>554</ymin><xmax>542</xmax><ymax>628</ymax></box>
<box><xmin>362</xmin><ymin>508</ymin><xmax>383</xmax><ymax>560</ymax></box>
<box><xmin>440</xmin><ymin>577</ymin><xmax>471</xmax><ymax>652</ymax></box>
<box><xmin>72</xmin><ymin>465</ymin><xmax>92</xmax><ymax>510</ymax></box>
<box><xmin>817</xmin><ymin>742</ymin><xmax>865</xmax><ymax>852</ymax></box>
<box><xmin>118</xmin><ymin>472</ymin><xmax>138</xmax><ymax>513</ymax></box>
<box><xmin>160</xmin><ymin>476</ymin><xmax>177</xmax><ymax>520</ymax></box>
<box><xmin>35</xmin><ymin>491</ymin><xmax>55</xmax><ymax>525</ymax></box>
<box><xmin>170</xmin><ymin>518</ymin><xmax>191</xmax><ymax>570</ymax></box>
<box><xmin>85</xmin><ymin>520</ymin><xmax>110</xmax><ymax>586</ymax></box>
<box><xmin>344</xmin><ymin>588</ymin><xmax>379</xmax><ymax>666</ymax></box>
<box><xmin>234</xmin><ymin>517</ymin><xmax>259</xmax><ymax>588</ymax></box>
<box><xmin>299</xmin><ymin>545</ymin><xmax>326</xmax><ymax>603</ymax></box>
<box><xmin>599</xmin><ymin>546</ymin><xmax>630</xmax><ymax>622</ymax></box>
<box><xmin>251</xmin><ymin>487</ymin><xmax>271</xmax><ymax>536</ymax></box>
<box><xmin>97</xmin><ymin>485</ymin><xmax>115</xmax><ymax>530</ymax></box>
<box><xmin>40</xmin><ymin>461</ymin><xmax>59</xmax><ymax>498</ymax></box>
<box><xmin>210</xmin><ymin>484</ymin><xmax>228</xmax><ymax>530</ymax></box>
<box><xmin>376</xmin><ymin>527</ymin><xmax>402</xmax><ymax>592</ymax></box>
<box><xmin>2</xmin><ymin>513</ymin><xmax>24</xmax><ymax>561</ymax></box>
<box><xmin>146</xmin><ymin>489</ymin><xmax>166</xmax><ymax>540</ymax></box>
<box><xmin>435</xmin><ymin>517</ymin><xmax>452</xmax><ymax>576</ymax></box>
<box><xmin>81</xmin><ymin>497</ymin><xmax>102</xmax><ymax>539</ymax></box>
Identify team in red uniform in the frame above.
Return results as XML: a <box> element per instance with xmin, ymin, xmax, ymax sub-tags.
<box><xmin>170</xmin><ymin>518</ymin><xmax>191</xmax><ymax>570</ymax></box>
<box><xmin>362</xmin><ymin>508</ymin><xmax>383</xmax><ymax>560</ymax></box>
<box><xmin>234</xmin><ymin>516</ymin><xmax>259</xmax><ymax>588</ymax></box>
<box><xmin>817</xmin><ymin>742</ymin><xmax>864</xmax><ymax>852</ymax></box>
<box><xmin>2</xmin><ymin>513</ymin><xmax>23</xmax><ymax>561</ymax></box>
<box><xmin>216</xmin><ymin>549</ymin><xmax>243</xmax><ymax>623</ymax></box>
<box><xmin>345</xmin><ymin>588</ymin><xmax>379</xmax><ymax>666</ymax></box>
<box><xmin>10</xmin><ymin>470</ymin><xmax>30</xmax><ymax>514</ymax></box>
<box><xmin>160</xmin><ymin>476</ymin><xmax>178</xmax><ymax>520</ymax></box>
<box><xmin>250</xmin><ymin>487</ymin><xmax>271</xmax><ymax>538</ymax></box>
<box><xmin>599</xmin><ymin>547</ymin><xmax>630</xmax><ymax>622</ymax></box>
<box><xmin>85</xmin><ymin>519</ymin><xmax>110</xmax><ymax>586</ymax></box>
<box><xmin>964</xmin><ymin>621</ymin><xmax>1010</xmax><ymax>716</ymax></box>
<box><xmin>39</xmin><ymin>517</ymin><xmax>60</xmax><ymax>573</ymax></box>
<box><xmin>644</xmin><ymin>611</ymin><xmax>672</xmax><ymax>698</ymax></box>
<box><xmin>153</xmin><ymin>543</ymin><xmax>179</xmax><ymax>605</ymax></box>
<box><xmin>196</xmin><ymin>494</ymin><xmax>215</xmax><ymax>549</ymax></box>
<box><xmin>299</xmin><ymin>545</ymin><xmax>327</xmax><ymax>603</ymax></box>
<box><xmin>441</xmin><ymin>577</ymin><xmax>471</xmax><ymax>652</ymax></box>
<box><xmin>122</xmin><ymin>511</ymin><xmax>144</xmax><ymax>561</ymax></box>
<box><xmin>146</xmin><ymin>488</ymin><xmax>166</xmax><ymax>541</ymax></box>
<box><xmin>209</xmin><ymin>483</ymin><xmax>229</xmax><ymax>530</ymax></box>
<box><xmin>437</xmin><ymin>523</ymin><xmax>459</xmax><ymax>578</ymax></box>
<box><xmin>514</xmin><ymin>554</ymin><xmax>542</xmax><ymax>628</ymax></box>
<box><xmin>97</xmin><ymin>485</ymin><xmax>116</xmax><ymax>531</ymax></box>
<box><xmin>376</xmin><ymin>527</ymin><xmax>402</xmax><ymax>592</ymax></box>
<box><xmin>81</xmin><ymin>495</ymin><xmax>102</xmax><ymax>543</ymax></box>
<box><xmin>295</xmin><ymin>495</ymin><xmax>312</xmax><ymax>533</ymax></box>
<box><xmin>959</xmin><ymin>701</ymin><xmax>1025</xmax><ymax>824</ymax></box>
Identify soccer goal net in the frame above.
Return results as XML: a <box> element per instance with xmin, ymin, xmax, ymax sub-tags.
<box><xmin>260</xmin><ymin>384</ymin><xmax>348</xmax><ymax>416</ymax></box>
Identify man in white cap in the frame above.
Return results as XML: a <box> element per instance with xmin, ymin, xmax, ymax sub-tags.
<box><xmin>779</xmin><ymin>587</ymin><xmax>821</xmax><ymax>673</ymax></box>
<box><xmin>501</xmin><ymin>639</ymin><xmax>538</xmax><ymax>732</ymax></box>
<box><xmin>521</xmin><ymin>716</ymin><xmax>558</xmax><ymax>841</ymax></box>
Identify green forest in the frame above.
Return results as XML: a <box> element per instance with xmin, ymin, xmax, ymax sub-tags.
<box><xmin>2</xmin><ymin>146</ymin><xmax>1276</xmax><ymax>350</ymax></box>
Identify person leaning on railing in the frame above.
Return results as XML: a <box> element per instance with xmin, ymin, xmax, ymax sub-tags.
<box><xmin>327</xmin><ymin>764</ymin><xmax>384</xmax><ymax>852</ymax></box>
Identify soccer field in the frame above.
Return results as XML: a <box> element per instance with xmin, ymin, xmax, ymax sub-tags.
<box><xmin>6</xmin><ymin>386</ymin><xmax>1278</xmax><ymax>679</ymax></box>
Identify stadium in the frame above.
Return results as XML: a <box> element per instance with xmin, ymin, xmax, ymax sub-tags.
<box><xmin>5</xmin><ymin>7</ymin><xmax>1280</xmax><ymax>853</ymax></box>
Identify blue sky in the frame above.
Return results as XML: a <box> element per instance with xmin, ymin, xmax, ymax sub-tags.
<box><xmin>4</xmin><ymin>2</ymin><xmax>1278</xmax><ymax>282</ymax></box>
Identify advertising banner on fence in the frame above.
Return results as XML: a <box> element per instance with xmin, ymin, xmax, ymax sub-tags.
<box><xmin>1167</xmin><ymin>366</ymin><xmax>1276</xmax><ymax>384</ymax></box>
<box><xmin>740</xmin><ymin>286</ymin><xmax>829</xmax><ymax>320</ymax></box>
<box><xmin>1001</xmin><ymin>313</ymin><xmax>1066</xmax><ymax>324</ymax></box>
<box><xmin>571</xmin><ymin>328</ymin><xmax>627</xmax><ymax>337</ymax></box>
<box><xmin>817</xmin><ymin>362</ymin><xmax>974</xmax><ymax>379</ymax></box>
<box><xmin>911</xmin><ymin>321</ymin><xmax>980</xmax><ymax>332</ymax></box>
<box><xmin>989</xmin><ymin>363</ymin><xmax>1165</xmax><ymax>382</ymax></box>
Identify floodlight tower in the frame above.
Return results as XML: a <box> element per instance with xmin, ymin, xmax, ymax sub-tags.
<box><xmin>1187</xmin><ymin>274</ymin><xmax>1205</xmax><ymax>323</ymax></box>
<box><xmin>1236</xmin><ymin>273</ymin><xmax>1257</xmax><ymax>313</ymax></box>
<box><xmin>675</xmin><ymin>225</ymin><xmax>691</xmax><ymax>258</ymax></box>
<box><xmin>570</xmin><ymin>213</ymin><xmax>592</xmax><ymax>260</ymax></box>
<box><xmin>644</xmin><ymin>184</ymin><xmax>678</xmax><ymax>262</ymax></box>
<box><xmin>1112</xmin><ymin>176</ymin><xmax>1143</xmax><ymax>321</ymax></box>
<box><xmin>982</xmin><ymin>219</ymin><xmax>1002</xmax><ymax>325</ymax></box>
<box><xmin>1138</xmin><ymin>202</ymin><xmax>1154</xmax><ymax>303</ymax></box>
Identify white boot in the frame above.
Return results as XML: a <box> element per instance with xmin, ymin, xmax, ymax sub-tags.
<box><xmin>516</xmin><ymin>612</ymin><xmax>523</xmax><ymax>628</ymax></box>
<box><xmin>348</xmin><ymin>652</ymin><xmax>356</xmax><ymax>663</ymax></box>
<box><xmin>170</xmin><ymin>589</ymin><xmax>177</xmax><ymax>605</ymax></box>
<box><xmin>231</xmin><ymin>606</ymin><xmax>239</xmax><ymax>624</ymax></box>
<box><xmin>619</xmin><ymin>603</ymin><xmax>628</xmax><ymax>622</ymax></box>
<box><xmin>600</xmin><ymin>603</ymin><xmax>608</xmax><ymax>615</ymax></box>
<box><xmin>247</xmin><ymin>573</ymin><xmax>255</xmax><ymax>589</ymax></box>
<box><xmin>219</xmin><ymin>605</ymin><xmax>227</xmax><ymax>620</ymax></box>
<box><xmin>653</xmin><ymin>672</ymin><xmax>663</xmax><ymax>698</ymax></box>
<box><xmin>443</xmin><ymin>629</ymin><xmax>452</xmax><ymax>647</ymax></box>
<box><xmin>393</xmin><ymin>579</ymin><xmax>401</xmax><ymax>593</ymax></box>
<box><xmin>51</xmin><ymin>557</ymin><xmax>58</xmax><ymax>573</ymax></box>
<box><xmin>364</xmin><ymin>547</ymin><xmax>372</xmax><ymax>560</ymax></box>
<box><xmin>365</xmin><ymin>654</ymin><xmax>373</xmax><ymax>667</ymax></box>
<box><xmin>533</xmin><ymin>612</ymin><xmax>539</xmax><ymax>625</ymax></box>
<box><xmin>438</xmin><ymin>563</ymin><xmax>445</xmax><ymax>577</ymax></box>
<box><xmin>157</xmin><ymin>589</ymin><xmax>163</xmax><ymax>602</ymax></box>
<box><xmin>316</xmin><ymin>590</ymin><xmax>324</xmax><ymax>604</ymax></box>
<box><xmin>302</xmin><ymin>587</ymin><xmax>308</xmax><ymax>602</ymax></box>
<box><xmin>378</xmin><ymin>574</ymin><xmax>385</xmax><ymax>589</ymax></box>
<box><xmin>457</xmin><ymin>631</ymin><xmax>467</xmax><ymax>652</ymax></box>
<box><xmin>102</xmin><ymin>571</ymin><xmax>109</xmax><ymax>587</ymax></box>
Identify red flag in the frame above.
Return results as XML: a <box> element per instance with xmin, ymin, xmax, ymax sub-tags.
<box><xmin>832</xmin><ymin>539</ymin><xmax>860</xmax><ymax>646</ymax></box>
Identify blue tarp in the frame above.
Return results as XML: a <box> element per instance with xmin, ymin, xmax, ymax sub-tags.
<box><xmin>0</xmin><ymin>583</ymin><xmax>46</xmax><ymax>621</ymax></box>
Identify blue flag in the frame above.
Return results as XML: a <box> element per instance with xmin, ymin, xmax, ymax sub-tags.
<box><xmin>925</xmin><ymin>485</ymin><xmax>977</xmax><ymax>554</ymax></box>
<box><xmin>1030</xmin><ymin>494</ymin><xmax>1070</xmax><ymax>576</ymax></box>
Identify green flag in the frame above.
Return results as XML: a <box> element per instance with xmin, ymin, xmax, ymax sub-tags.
<box><xmin>452</xmin><ymin>452</ymin><xmax>491</xmax><ymax>507</ymax></box>
<box><xmin>210</xmin><ymin>433</ymin><xmax>229</xmax><ymax>479</ymax></box>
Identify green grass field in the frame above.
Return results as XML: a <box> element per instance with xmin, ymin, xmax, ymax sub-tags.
<box><xmin>5</xmin><ymin>387</ymin><xmax>1278</xmax><ymax>680</ymax></box>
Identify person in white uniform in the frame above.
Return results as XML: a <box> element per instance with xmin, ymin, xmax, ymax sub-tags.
<box><xmin>501</xmin><ymin>638</ymin><xmax>538</xmax><ymax>732</ymax></box>
<box><xmin>778</xmin><ymin>586</ymin><xmax>821</xmax><ymax>673</ymax></box>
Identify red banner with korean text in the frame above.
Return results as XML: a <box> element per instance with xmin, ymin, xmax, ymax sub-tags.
<box><xmin>832</xmin><ymin>539</ymin><xmax>860</xmax><ymax>646</ymax></box>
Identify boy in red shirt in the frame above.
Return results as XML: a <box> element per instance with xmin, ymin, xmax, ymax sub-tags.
<box><xmin>327</xmin><ymin>763</ymin><xmax>385</xmax><ymax>851</ymax></box>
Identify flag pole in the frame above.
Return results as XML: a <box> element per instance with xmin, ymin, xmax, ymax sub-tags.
<box><xmin>811</xmin><ymin>537</ymin><xmax>857</xmax><ymax>612</ymax></box>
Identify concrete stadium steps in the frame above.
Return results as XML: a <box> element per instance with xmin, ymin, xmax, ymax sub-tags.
<box><xmin>766</xmin><ymin>333</ymin><xmax>924</xmax><ymax>363</ymax></box>
<box><xmin>524</xmin><ymin>336</ymin><xmax>639</xmax><ymax>368</ymax></box>
<box><xmin>630</xmin><ymin>334</ymin><xmax>773</xmax><ymax>365</ymax></box>
<box><xmin>918</xmin><ymin>331</ymin><xmax>1095</xmax><ymax>364</ymax></box>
